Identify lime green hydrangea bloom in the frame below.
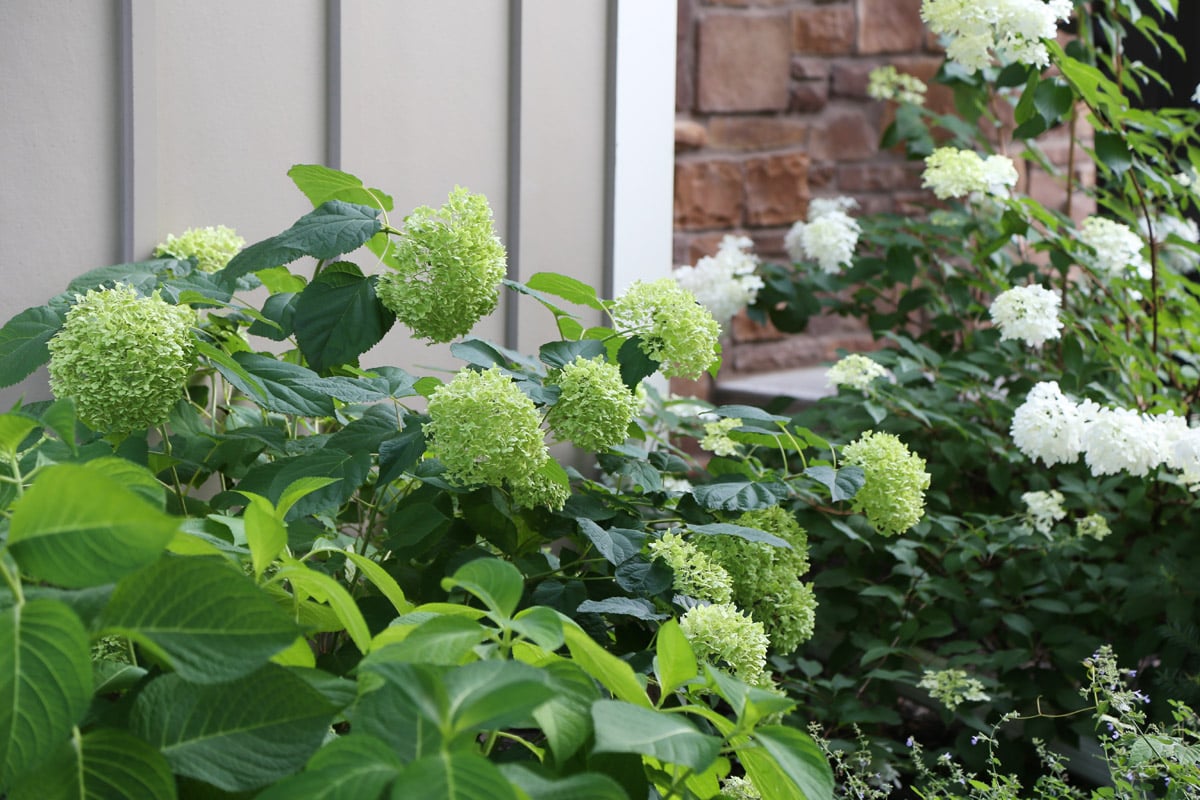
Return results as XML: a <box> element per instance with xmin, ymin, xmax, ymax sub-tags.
<box><xmin>48</xmin><ymin>285</ymin><xmax>196</xmax><ymax>433</ymax></box>
<box><xmin>546</xmin><ymin>356</ymin><xmax>638</xmax><ymax>451</ymax></box>
<box><xmin>509</xmin><ymin>468</ymin><xmax>569</xmax><ymax>512</ymax></box>
<box><xmin>610</xmin><ymin>279</ymin><xmax>720</xmax><ymax>379</ymax></box>
<box><xmin>694</xmin><ymin>506</ymin><xmax>816</xmax><ymax>654</ymax></box>
<box><xmin>680</xmin><ymin>602</ymin><xmax>770</xmax><ymax>686</ymax></box>
<box><xmin>699</xmin><ymin>417</ymin><xmax>741</xmax><ymax>457</ymax></box>
<box><xmin>918</xmin><ymin>668</ymin><xmax>990</xmax><ymax>711</ymax></box>
<box><xmin>1076</xmin><ymin>513</ymin><xmax>1111</xmax><ymax>541</ymax></box>
<box><xmin>718</xmin><ymin>776</ymin><xmax>762</xmax><ymax>800</ymax></box>
<box><xmin>648</xmin><ymin>532</ymin><xmax>734</xmax><ymax>604</ymax></box>
<box><xmin>841</xmin><ymin>431</ymin><xmax>931</xmax><ymax>536</ymax></box>
<box><xmin>424</xmin><ymin>367</ymin><xmax>554</xmax><ymax>505</ymax></box>
<box><xmin>377</xmin><ymin>187</ymin><xmax>507</xmax><ymax>343</ymax></box>
<box><xmin>154</xmin><ymin>225</ymin><xmax>244</xmax><ymax>273</ymax></box>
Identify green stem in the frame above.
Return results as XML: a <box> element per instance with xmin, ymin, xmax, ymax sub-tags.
<box><xmin>0</xmin><ymin>556</ymin><xmax>24</xmax><ymax>606</ymax></box>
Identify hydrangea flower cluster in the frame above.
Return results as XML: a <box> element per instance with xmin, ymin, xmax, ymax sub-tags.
<box><xmin>648</xmin><ymin>532</ymin><xmax>734</xmax><ymax>604</ymax></box>
<box><xmin>377</xmin><ymin>187</ymin><xmax>507</xmax><ymax>343</ymax></box>
<box><xmin>699</xmin><ymin>417</ymin><xmax>742</xmax><ymax>457</ymax></box>
<box><xmin>918</xmin><ymin>668</ymin><xmax>991</xmax><ymax>711</ymax></box>
<box><xmin>679</xmin><ymin>602</ymin><xmax>770</xmax><ymax>686</ymax></box>
<box><xmin>609</xmin><ymin>279</ymin><xmax>721</xmax><ymax>379</ymax></box>
<box><xmin>1009</xmin><ymin>381</ymin><xmax>1092</xmax><ymax>467</ymax></box>
<box><xmin>920</xmin><ymin>0</ymin><xmax>1072</xmax><ymax>72</ymax></box>
<box><xmin>48</xmin><ymin>285</ymin><xmax>196</xmax><ymax>433</ymax></box>
<box><xmin>1077</xmin><ymin>216</ymin><xmax>1148</xmax><ymax>279</ymax></box>
<box><xmin>784</xmin><ymin>197</ymin><xmax>862</xmax><ymax>274</ymax></box>
<box><xmin>546</xmin><ymin>356</ymin><xmax>638</xmax><ymax>451</ymax></box>
<box><xmin>841</xmin><ymin>431</ymin><xmax>931</xmax><ymax>536</ymax></box>
<box><xmin>867</xmin><ymin>65</ymin><xmax>928</xmax><ymax>105</ymax></box>
<box><xmin>424</xmin><ymin>367</ymin><xmax>562</xmax><ymax>509</ymax></box>
<box><xmin>694</xmin><ymin>506</ymin><xmax>817</xmax><ymax>654</ymax></box>
<box><xmin>1021</xmin><ymin>490</ymin><xmax>1066</xmax><ymax>536</ymax></box>
<box><xmin>922</xmin><ymin>147</ymin><xmax>1018</xmax><ymax>200</ymax></box>
<box><xmin>1010</xmin><ymin>381</ymin><xmax>1200</xmax><ymax>484</ymax></box>
<box><xmin>718</xmin><ymin>776</ymin><xmax>761</xmax><ymax>800</ymax></box>
<box><xmin>673</xmin><ymin>235</ymin><xmax>764</xmax><ymax>332</ymax></box>
<box><xmin>826</xmin><ymin>353</ymin><xmax>889</xmax><ymax>393</ymax></box>
<box><xmin>154</xmin><ymin>225</ymin><xmax>245</xmax><ymax>273</ymax></box>
<box><xmin>1076</xmin><ymin>513</ymin><xmax>1112</xmax><ymax>541</ymax></box>
<box><xmin>988</xmin><ymin>284</ymin><xmax>1063</xmax><ymax>347</ymax></box>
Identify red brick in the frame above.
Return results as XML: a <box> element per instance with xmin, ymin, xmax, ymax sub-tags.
<box><xmin>707</xmin><ymin>117</ymin><xmax>809</xmax><ymax>150</ymax></box>
<box><xmin>744</xmin><ymin>152</ymin><xmax>811</xmax><ymax>226</ymax></box>
<box><xmin>790</xmin><ymin>82</ymin><xmax>830</xmax><ymax>112</ymax></box>
<box><xmin>836</xmin><ymin>162</ymin><xmax>923</xmax><ymax>192</ymax></box>
<box><xmin>888</xmin><ymin>55</ymin><xmax>955</xmax><ymax>115</ymax></box>
<box><xmin>807</xmin><ymin>162</ymin><xmax>836</xmax><ymax>189</ymax></box>
<box><xmin>677</xmin><ymin>0</ymin><xmax>696</xmax><ymax>111</ymax></box>
<box><xmin>730</xmin><ymin>312</ymin><xmax>786</xmax><ymax>344</ymax></box>
<box><xmin>792</xmin><ymin>6</ymin><xmax>856</xmax><ymax>55</ymax></box>
<box><xmin>857</xmin><ymin>0</ymin><xmax>925</xmax><ymax>54</ymax></box>
<box><xmin>697</xmin><ymin>12</ymin><xmax>792</xmax><ymax>112</ymax></box>
<box><xmin>731</xmin><ymin>335</ymin><xmax>826</xmax><ymax>372</ymax></box>
<box><xmin>675</xmin><ymin>119</ymin><xmax>709</xmax><ymax>151</ymax></box>
<box><xmin>674</xmin><ymin>159</ymin><xmax>746</xmax><ymax>230</ymax></box>
<box><xmin>707</xmin><ymin>0</ymin><xmax>792</xmax><ymax>6</ymax></box>
<box><xmin>808</xmin><ymin>107</ymin><xmax>878</xmax><ymax>161</ymax></box>
<box><xmin>831</xmin><ymin>60</ymin><xmax>877</xmax><ymax>99</ymax></box>
<box><xmin>791</xmin><ymin>56</ymin><xmax>831</xmax><ymax>81</ymax></box>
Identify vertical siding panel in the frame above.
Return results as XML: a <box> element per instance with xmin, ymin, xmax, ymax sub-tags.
<box><xmin>0</xmin><ymin>0</ymin><xmax>122</xmax><ymax>406</ymax></box>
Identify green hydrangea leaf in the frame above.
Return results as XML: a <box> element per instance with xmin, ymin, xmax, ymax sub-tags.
<box><xmin>691</xmin><ymin>476</ymin><xmax>789</xmax><ymax>512</ymax></box>
<box><xmin>591</xmin><ymin>699</ymin><xmax>721</xmax><ymax>772</ymax></box>
<box><xmin>216</xmin><ymin>201</ymin><xmax>382</xmax><ymax>286</ymax></box>
<box><xmin>0</xmin><ymin>599</ymin><xmax>92</xmax><ymax>790</ymax></box>
<box><xmin>288</xmin><ymin>164</ymin><xmax>395</xmax><ymax>212</ymax></box>
<box><xmin>7</xmin><ymin>728</ymin><xmax>177</xmax><ymax>800</ymax></box>
<box><xmin>0</xmin><ymin>305</ymin><xmax>65</xmax><ymax>389</ymax></box>
<box><xmin>294</xmin><ymin>263</ymin><xmax>395</xmax><ymax>372</ymax></box>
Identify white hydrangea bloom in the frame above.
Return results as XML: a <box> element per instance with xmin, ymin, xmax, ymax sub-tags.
<box><xmin>1078</xmin><ymin>216</ymin><xmax>1149</xmax><ymax>279</ymax></box>
<box><xmin>989</xmin><ymin>284</ymin><xmax>1062</xmax><ymax>347</ymax></box>
<box><xmin>1081</xmin><ymin>407</ymin><xmax>1165</xmax><ymax>477</ymax></box>
<box><xmin>921</xmin><ymin>0</ymin><xmax>1073</xmax><ymax>73</ymax></box>
<box><xmin>1168</xmin><ymin>427</ymin><xmax>1200</xmax><ymax>489</ymax></box>
<box><xmin>1193</xmin><ymin>83</ymin><xmax>1200</xmax><ymax>104</ymax></box>
<box><xmin>1021</xmin><ymin>490</ymin><xmax>1066</xmax><ymax>536</ymax></box>
<box><xmin>826</xmin><ymin>353</ymin><xmax>889</xmax><ymax>393</ymax></box>
<box><xmin>674</xmin><ymin>235</ymin><xmax>764</xmax><ymax>332</ymax></box>
<box><xmin>923</xmin><ymin>148</ymin><xmax>1017</xmax><ymax>200</ymax></box>
<box><xmin>784</xmin><ymin>197</ymin><xmax>861</xmax><ymax>274</ymax></box>
<box><xmin>867</xmin><ymin>66</ymin><xmax>928</xmax><ymax>105</ymax></box>
<box><xmin>1010</xmin><ymin>381</ymin><xmax>1092</xmax><ymax>467</ymax></box>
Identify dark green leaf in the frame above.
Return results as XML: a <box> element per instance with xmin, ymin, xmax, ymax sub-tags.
<box><xmin>0</xmin><ymin>305</ymin><xmax>64</xmax><ymax>389</ymax></box>
<box><xmin>235</xmin><ymin>449</ymin><xmax>372</xmax><ymax>519</ymax></box>
<box><xmin>256</xmin><ymin>733</ymin><xmax>401</xmax><ymax>800</ymax></box>
<box><xmin>499</xmin><ymin>765</ymin><xmax>627</xmax><ymax>800</ymax></box>
<box><xmin>217</xmin><ymin>201</ymin><xmax>382</xmax><ymax>285</ymax></box>
<box><xmin>390</xmin><ymin>752</ymin><xmax>519</xmax><ymax>800</ymax></box>
<box><xmin>378</xmin><ymin>423</ymin><xmax>428</xmax><ymax>486</ymax></box>
<box><xmin>577</xmin><ymin>597</ymin><xmax>667</xmax><ymax>621</ymax></box>
<box><xmin>295</xmin><ymin>263</ymin><xmax>395</xmax><ymax>372</ymax></box>
<box><xmin>441</xmin><ymin>558</ymin><xmax>524</xmax><ymax>621</ymax></box>
<box><xmin>688</xmin><ymin>522</ymin><xmax>792</xmax><ymax>549</ymax></box>
<box><xmin>561</xmin><ymin>624</ymin><xmax>650</xmax><ymax>707</ymax></box>
<box><xmin>0</xmin><ymin>599</ymin><xmax>92</xmax><ymax>789</ymax></box>
<box><xmin>247</xmin><ymin>292</ymin><xmax>299</xmax><ymax>341</ymax></box>
<box><xmin>803</xmin><ymin>465</ymin><xmax>865</xmax><ymax>503</ymax></box>
<box><xmin>539</xmin><ymin>339</ymin><xmax>607</xmax><ymax>370</ymax></box>
<box><xmin>9</xmin><ymin>464</ymin><xmax>179</xmax><ymax>588</ymax></box>
<box><xmin>8</xmin><ymin>728</ymin><xmax>177</xmax><ymax>800</ymax></box>
<box><xmin>99</xmin><ymin>556</ymin><xmax>299</xmax><ymax>684</ymax></box>
<box><xmin>1094</xmin><ymin>132</ymin><xmax>1133</xmax><ymax>174</ymax></box>
<box><xmin>691</xmin><ymin>476</ymin><xmax>790</xmax><ymax>512</ymax></box>
<box><xmin>616</xmin><ymin>337</ymin><xmax>659</xmax><ymax>390</ymax></box>
<box><xmin>614</xmin><ymin>557</ymin><xmax>673</xmax><ymax>596</ymax></box>
<box><xmin>131</xmin><ymin>665</ymin><xmax>338</xmax><ymax>791</ymax></box>
<box><xmin>750</xmin><ymin>726</ymin><xmax>835</xmax><ymax>800</ymax></box>
<box><xmin>578</xmin><ymin>520</ymin><xmax>646</xmax><ymax>566</ymax></box>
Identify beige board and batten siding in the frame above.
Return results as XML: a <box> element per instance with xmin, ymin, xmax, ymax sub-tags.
<box><xmin>0</xmin><ymin>0</ymin><xmax>675</xmax><ymax>409</ymax></box>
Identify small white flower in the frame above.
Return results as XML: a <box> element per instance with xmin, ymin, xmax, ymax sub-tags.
<box><xmin>1021</xmin><ymin>490</ymin><xmax>1067</xmax><ymax>536</ymax></box>
<box><xmin>867</xmin><ymin>66</ymin><xmax>928</xmax><ymax>105</ymax></box>
<box><xmin>1078</xmin><ymin>216</ymin><xmax>1148</xmax><ymax>279</ymax></box>
<box><xmin>826</xmin><ymin>353</ymin><xmax>889</xmax><ymax>393</ymax></box>
<box><xmin>989</xmin><ymin>284</ymin><xmax>1062</xmax><ymax>347</ymax></box>
<box><xmin>674</xmin><ymin>235</ymin><xmax>764</xmax><ymax>332</ymax></box>
<box><xmin>784</xmin><ymin>197</ymin><xmax>861</xmax><ymax>274</ymax></box>
<box><xmin>923</xmin><ymin>147</ymin><xmax>1017</xmax><ymax>200</ymax></box>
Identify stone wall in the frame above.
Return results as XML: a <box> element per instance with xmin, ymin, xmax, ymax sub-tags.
<box><xmin>673</xmin><ymin>0</ymin><xmax>1091</xmax><ymax>396</ymax></box>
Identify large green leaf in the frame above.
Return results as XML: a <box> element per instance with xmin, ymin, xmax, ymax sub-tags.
<box><xmin>275</xmin><ymin>563</ymin><xmax>371</xmax><ymax>654</ymax></box>
<box><xmin>0</xmin><ymin>304</ymin><xmax>65</xmax><ymax>388</ymax></box>
<box><xmin>0</xmin><ymin>599</ymin><xmax>92</xmax><ymax>790</ymax></box>
<box><xmin>99</xmin><ymin>556</ymin><xmax>299</xmax><ymax>684</ymax></box>
<box><xmin>591</xmin><ymin>699</ymin><xmax>721</xmax><ymax>772</ymax></box>
<box><xmin>499</xmin><ymin>764</ymin><xmax>627</xmax><ymax>800</ymax></box>
<box><xmin>294</xmin><ymin>263</ymin><xmax>395</xmax><ymax>372</ymax></box>
<box><xmin>131</xmin><ymin>665</ymin><xmax>339</xmax><ymax>792</ymax></box>
<box><xmin>654</xmin><ymin>618</ymin><xmax>698</xmax><ymax>697</ymax></box>
<box><xmin>217</xmin><ymin>352</ymin><xmax>388</xmax><ymax>417</ymax></box>
<box><xmin>8</xmin><ymin>728</ymin><xmax>177</xmax><ymax>800</ymax></box>
<box><xmin>441</xmin><ymin>558</ymin><xmax>525</xmax><ymax>622</ymax></box>
<box><xmin>691</xmin><ymin>476</ymin><xmax>790</xmax><ymax>512</ymax></box>
<box><xmin>8</xmin><ymin>464</ymin><xmax>179</xmax><ymax>588</ymax></box>
<box><xmin>577</xmin><ymin>519</ymin><xmax>645</xmax><ymax>566</ymax></box>
<box><xmin>0</xmin><ymin>413</ymin><xmax>38</xmax><ymax>455</ymax></box>
<box><xmin>235</xmin><ymin>449</ymin><xmax>373</xmax><ymax>520</ymax></box>
<box><xmin>530</xmin><ymin>660</ymin><xmax>600</xmax><ymax>765</ymax></box>
<box><xmin>390</xmin><ymin>752</ymin><xmax>519</xmax><ymax>800</ymax></box>
<box><xmin>255</xmin><ymin>734</ymin><xmax>401</xmax><ymax>800</ymax></box>
<box><xmin>746</xmin><ymin>726</ymin><xmax>835</xmax><ymax>800</ymax></box>
<box><xmin>562</xmin><ymin>624</ymin><xmax>650</xmax><ymax>708</ymax></box>
<box><xmin>524</xmin><ymin>272</ymin><xmax>605</xmax><ymax>311</ymax></box>
<box><xmin>288</xmin><ymin>164</ymin><xmax>395</xmax><ymax>211</ymax></box>
<box><xmin>216</xmin><ymin>201</ymin><xmax>383</xmax><ymax>285</ymax></box>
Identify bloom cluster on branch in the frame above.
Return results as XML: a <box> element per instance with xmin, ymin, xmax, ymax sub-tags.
<box><xmin>673</xmin><ymin>235</ymin><xmax>764</xmax><ymax>333</ymax></box>
<box><xmin>784</xmin><ymin>196</ymin><xmax>862</xmax><ymax>274</ymax></box>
